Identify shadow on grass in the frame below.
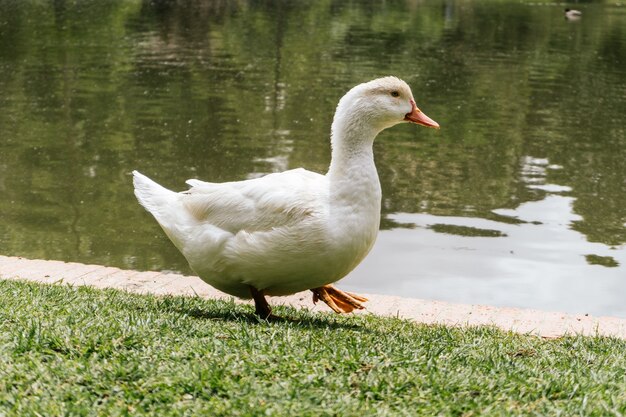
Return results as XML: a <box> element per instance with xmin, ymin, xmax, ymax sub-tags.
<box><xmin>170</xmin><ymin>303</ymin><xmax>367</xmax><ymax>331</ymax></box>
<box><xmin>78</xmin><ymin>284</ymin><xmax>371</xmax><ymax>332</ymax></box>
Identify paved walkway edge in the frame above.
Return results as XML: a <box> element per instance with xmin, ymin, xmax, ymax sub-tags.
<box><xmin>1</xmin><ymin>255</ymin><xmax>625</xmax><ymax>340</ymax></box>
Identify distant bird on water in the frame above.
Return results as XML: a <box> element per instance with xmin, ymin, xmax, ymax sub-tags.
<box><xmin>565</xmin><ymin>8</ymin><xmax>582</xmax><ymax>20</ymax></box>
<box><xmin>132</xmin><ymin>77</ymin><xmax>439</xmax><ymax>319</ymax></box>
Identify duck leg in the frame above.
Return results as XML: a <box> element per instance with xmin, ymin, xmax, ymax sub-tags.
<box><xmin>249</xmin><ymin>286</ymin><xmax>275</xmax><ymax>319</ymax></box>
<box><xmin>311</xmin><ymin>285</ymin><xmax>368</xmax><ymax>314</ymax></box>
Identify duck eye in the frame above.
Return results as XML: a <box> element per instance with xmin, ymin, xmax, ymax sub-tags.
<box><xmin>390</xmin><ymin>91</ymin><xmax>400</xmax><ymax>97</ymax></box>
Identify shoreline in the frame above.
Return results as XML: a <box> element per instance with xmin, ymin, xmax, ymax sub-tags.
<box><xmin>1</xmin><ymin>254</ymin><xmax>625</xmax><ymax>340</ymax></box>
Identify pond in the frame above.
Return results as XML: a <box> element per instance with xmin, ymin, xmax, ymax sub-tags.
<box><xmin>0</xmin><ymin>0</ymin><xmax>625</xmax><ymax>317</ymax></box>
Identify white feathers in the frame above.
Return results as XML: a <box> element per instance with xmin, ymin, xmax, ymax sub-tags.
<box><xmin>181</xmin><ymin>169</ymin><xmax>323</xmax><ymax>233</ymax></box>
<box><xmin>132</xmin><ymin>170</ymin><xmax>178</xmax><ymax>224</ymax></box>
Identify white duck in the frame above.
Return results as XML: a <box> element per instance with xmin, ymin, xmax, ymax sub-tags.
<box><xmin>564</xmin><ymin>8</ymin><xmax>582</xmax><ymax>20</ymax></box>
<box><xmin>133</xmin><ymin>76</ymin><xmax>439</xmax><ymax>318</ymax></box>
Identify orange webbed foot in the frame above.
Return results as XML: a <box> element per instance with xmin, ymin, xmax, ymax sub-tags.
<box><xmin>311</xmin><ymin>285</ymin><xmax>368</xmax><ymax>313</ymax></box>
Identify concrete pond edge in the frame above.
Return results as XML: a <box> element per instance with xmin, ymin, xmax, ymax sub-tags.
<box><xmin>1</xmin><ymin>255</ymin><xmax>625</xmax><ymax>340</ymax></box>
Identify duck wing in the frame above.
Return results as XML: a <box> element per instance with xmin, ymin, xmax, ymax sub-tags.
<box><xmin>182</xmin><ymin>168</ymin><xmax>326</xmax><ymax>234</ymax></box>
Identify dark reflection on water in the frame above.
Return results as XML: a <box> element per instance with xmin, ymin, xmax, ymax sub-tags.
<box><xmin>0</xmin><ymin>0</ymin><xmax>624</xmax><ymax>316</ymax></box>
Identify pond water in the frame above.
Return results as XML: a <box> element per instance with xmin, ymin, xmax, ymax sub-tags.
<box><xmin>1</xmin><ymin>0</ymin><xmax>625</xmax><ymax>317</ymax></box>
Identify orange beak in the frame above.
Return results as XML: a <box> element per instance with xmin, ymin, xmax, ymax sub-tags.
<box><xmin>404</xmin><ymin>99</ymin><xmax>439</xmax><ymax>129</ymax></box>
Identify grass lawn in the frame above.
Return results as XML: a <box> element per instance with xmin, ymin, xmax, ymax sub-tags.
<box><xmin>0</xmin><ymin>279</ymin><xmax>625</xmax><ymax>416</ymax></box>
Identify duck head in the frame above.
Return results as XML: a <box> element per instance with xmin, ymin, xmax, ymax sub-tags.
<box><xmin>334</xmin><ymin>76</ymin><xmax>439</xmax><ymax>134</ymax></box>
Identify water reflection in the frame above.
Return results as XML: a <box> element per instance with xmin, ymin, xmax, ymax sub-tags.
<box><xmin>0</xmin><ymin>0</ymin><xmax>624</xmax><ymax>316</ymax></box>
<box><xmin>345</xmin><ymin>186</ymin><xmax>626</xmax><ymax>317</ymax></box>
<box><xmin>345</xmin><ymin>149</ymin><xmax>625</xmax><ymax>317</ymax></box>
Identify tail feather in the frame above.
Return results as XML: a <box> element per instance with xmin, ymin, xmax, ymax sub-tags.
<box><xmin>132</xmin><ymin>170</ymin><xmax>178</xmax><ymax>224</ymax></box>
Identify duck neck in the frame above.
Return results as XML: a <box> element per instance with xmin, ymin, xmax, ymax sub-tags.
<box><xmin>327</xmin><ymin>118</ymin><xmax>382</xmax><ymax>204</ymax></box>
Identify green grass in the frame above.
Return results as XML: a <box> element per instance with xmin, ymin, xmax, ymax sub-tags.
<box><xmin>0</xmin><ymin>279</ymin><xmax>625</xmax><ymax>416</ymax></box>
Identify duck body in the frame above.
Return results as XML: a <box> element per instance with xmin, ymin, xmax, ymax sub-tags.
<box><xmin>134</xmin><ymin>164</ymin><xmax>380</xmax><ymax>299</ymax></box>
<box><xmin>133</xmin><ymin>77</ymin><xmax>438</xmax><ymax>315</ymax></box>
